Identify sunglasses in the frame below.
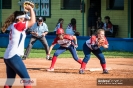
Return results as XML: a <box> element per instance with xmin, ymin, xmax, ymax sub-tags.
<box><xmin>38</xmin><ymin>20</ymin><xmax>43</xmax><ymax>22</ymax></box>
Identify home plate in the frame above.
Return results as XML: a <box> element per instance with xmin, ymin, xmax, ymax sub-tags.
<box><xmin>88</xmin><ymin>67</ymin><xmax>112</xmax><ymax>72</ymax></box>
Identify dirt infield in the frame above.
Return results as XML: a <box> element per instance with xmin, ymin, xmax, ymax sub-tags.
<box><xmin>0</xmin><ymin>58</ymin><xmax>133</xmax><ymax>88</ymax></box>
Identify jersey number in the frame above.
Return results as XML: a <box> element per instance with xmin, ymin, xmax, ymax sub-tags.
<box><xmin>9</xmin><ymin>30</ymin><xmax>12</xmax><ymax>40</ymax></box>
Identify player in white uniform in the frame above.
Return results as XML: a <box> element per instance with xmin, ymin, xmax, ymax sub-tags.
<box><xmin>7</xmin><ymin>14</ymin><xmax>30</xmax><ymax>57</ymax></box>
<box><xmin>47</xmin><ymin>18</ymin><xmax>64</xmax><ymax>35</ymax></box>
<box><xmin>65</xmin><ymin>18</ymin><xmax>80</xmax><ymax>36</ymax></box>
<box><xmin>54</xmin><ymin>18</ymin><xmax>64</xmax><ymax>33</ymax></box>
<box><xmin>2</xmin><ymin>5</ymin><xmax>35</xmax><ymax>88</ymax></box>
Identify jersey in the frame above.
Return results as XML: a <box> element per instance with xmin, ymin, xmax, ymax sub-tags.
<box><xmin>65</xmin><ymin>24</ymin><xmax>76</xmax><ymax>35</ymax></box>
<box><xmin>103</xmin><ymin>23</ymin><xmax>113</xmax><ymax>33</ymax></box>
<box><xmin>86</xmin><ymin>35</ymin><xmax>108</xmax><ymax>49</ymax></box>
<box><xmin>4</xmin><ymin>21</ymin><xmax>28</xmax><ymax>59</ymax></box>
<box><xmin>30</xmin><ymin>22</ymin><xmax>48</xmax><ymax>36</ymax></box>
<box><xmin>52</xmin><ymin>34</ymin><xmax>74</xmax><ymax>47</ymax></box>
<box><xmin>54</xmin><ymin>23</ymin><xmax>62</xmax><ymax>32</ymax></box>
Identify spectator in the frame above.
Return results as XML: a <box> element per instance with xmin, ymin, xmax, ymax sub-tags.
<box><xmin>53</xmin><ymin>18</ymin><xmax>64</xmax><ymax>34</ymax></box>
<box><xmin>23</xmin><ymin>17</ymin><xmax>51</xmax><ymax>60</ymax></box>
<box><xmin>88</xmin><ymin>3</ymin><xmax>97</xmax><ymax>35</ymax></box>
<box><xmin>103</xmin><ymin>16</ymin><xmax>113</xmax><ymax>36</ymax></box>
<box><xmin>66</xmin><ymin>18</ymin><xmax>80</xmax><ymax>36</ymax></box>
<box><xmin>96</xmin><ymin>17</ymin><xmax>104</xmax><ymax>29</ymax></box>
<box><xmin>47</xmin><ymin>18</ymin><xmax>64</xmax><ymax>35</ymax></box>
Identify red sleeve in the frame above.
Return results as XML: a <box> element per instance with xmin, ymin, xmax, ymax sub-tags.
<box><xmin>104</xmin><ymin>37</ymin><xmax>108</xmax><ymax>45</ymax></box>
<box><xmin>108</xmin><ymin>23</ymin><xmax>112</xmax><ymax>29</ymax></box>
<box><xmin>90</xmin><ymin>35</ymin><xmax>96</xmax><ymax>44</ymax></box>
<box><xmin>52</xmin><ymin>38</ymin><xmax>58</xmax><ymax>45</ymax></box>
<box><xmin>64</xmin><ymin>34</ymin><xmax>74</xmax><ymax>40</ymax></box>
<box><xmin>14</xmin><ymin>22</ymin><xmax>26</xmax><ymax>31</ymax></box>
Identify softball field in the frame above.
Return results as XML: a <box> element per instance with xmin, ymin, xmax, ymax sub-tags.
<box><xmin>0</xmin><ymin>58</ymin><xmax>133</xmax><ymax>88</ymax></box>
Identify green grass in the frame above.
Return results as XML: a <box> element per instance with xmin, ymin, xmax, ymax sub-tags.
<box><xmin>0</xmin><ymin>48</ymin><xmax>133</xmax><ymax>58</ymax></box>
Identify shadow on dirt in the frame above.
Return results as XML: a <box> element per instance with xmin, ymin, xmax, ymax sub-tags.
<box><xmin>117</xmin><ymin>64</ymin><xmax>133</xmax><ymax>66</ymax></box>
<box><xmin>27</xmin><ymin>68</ymin><xmax>100</xmax><ymax>74</ymax></box>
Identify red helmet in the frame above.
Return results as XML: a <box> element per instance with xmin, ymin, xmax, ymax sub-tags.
<box><xmin>56</xmin><ymin>28</ymin><xmax>64</xmax><ymax>34</ymax></box>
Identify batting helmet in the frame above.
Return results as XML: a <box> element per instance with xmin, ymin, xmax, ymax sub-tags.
<box><xmin>56</xmin><ymin>28</ymin><xmax>64</xmax><ymax>34</ymax></box>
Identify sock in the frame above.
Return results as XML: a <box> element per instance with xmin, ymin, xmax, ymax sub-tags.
<box><xmin>77</xmin><ymin>59</ymin><xmax>82</xmax><ymax>64</ymax></box>
<box><xmin>80</xmin><ymin>62</ymin><xmax>87</xmax><ymax>70</ymax></box>
<box><xmin>4</xmin><ymin>85</ymin><xmax>11</xmax><ymax>88</ymax></box>
<box><xmin>24</xmin><ymin>85</ymin><xmax>32</xmax><ymax>88</ymax></box>
<box><xmin>50</xmin><ymin>56</ymin><xmax>57</xmax><ymax>68</ymax></box>
<box><xmin>101</xmin><ymin>64</ymin><xmax>106</xmax><ymax>70</ymax></box>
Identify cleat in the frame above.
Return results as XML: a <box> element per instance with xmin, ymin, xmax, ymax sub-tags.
<box><xmin>21</xmin><ymin>55</ymin><xmax>26</xmax><ymax>60</ymax></box>
<box><xmin>102</xmin><ymin>69</ymin><xmax>109</xmax><ymax>74</ymax></box>
<box><xmin>47</xmin><ymin>68</ymin><xmax>54</xmax><ymax>72</ymax></box>
<box><xmin>79</xmin><ymin>69</ymin><xmax>84</xmax><ymax>74</ymax></box>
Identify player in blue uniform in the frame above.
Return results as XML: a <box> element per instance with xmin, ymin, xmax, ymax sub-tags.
<box><xmin>79</xmin><ymin>29</ymin><xmax>109</xmax><ymax>74</ymax></box>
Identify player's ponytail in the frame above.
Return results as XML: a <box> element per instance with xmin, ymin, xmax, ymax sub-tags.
<box><xmin>1</xmin><ymin>13</ymin><xmax>15</xmax><ymax>33</ymax></box>
<box><xmin>1</xmin><ymin>11</ymin><xmax>25</xmax><ymax>33</ymax></box>
<box><xmin>71</xmin><ymin>18</ymin><xmax>76</xmax><ymax>26</ymax></box>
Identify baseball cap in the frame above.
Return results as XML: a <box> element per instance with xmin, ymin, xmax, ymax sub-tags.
<box><xmin>37</xmin><ymin>17</ymin><xmax>43</xmax><ymax>21</ymax></box>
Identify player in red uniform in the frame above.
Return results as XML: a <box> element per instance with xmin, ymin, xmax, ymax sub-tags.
<box><xmin>47</xmin><ymin>28</ymin><xmax>82</xmax><ymax>71</ymax></box>
<box><xmin>79</xmin><ymin>29</ymin><xmax>109</xmax><ymax>74</ymax></box>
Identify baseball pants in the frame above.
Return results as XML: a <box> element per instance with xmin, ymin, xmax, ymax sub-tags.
<box><xmin>24</xmin><ymin>36</ymin><xmax>49</xmax><ymax>58</ymax></box>
<box><xmin>82</xmin><ymin>43</ymin><xmax>106</xmax><ymax>64</ymax></box>
<box><xmin>54</xmin><ymin>45</ymin><xmax>79</xmax><ymax>61</ymax></box>
<box><xmin>4</xmin><ymin>54</ymin><xmax>30</xmax><ymax>87</ymax></box>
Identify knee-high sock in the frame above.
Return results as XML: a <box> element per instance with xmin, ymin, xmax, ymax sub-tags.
<box><xmin>77</xmin><ymin>59</ymin><xmax>82</xmax><ymax>64</ymax></box>
<box><xmin>4</xmin><ymin>85</ymin><xmax>11</xmax><ymax>88</ymax></box>
<box><xmin>80</xmin><ymin>62</ymin><xmax>87</xmax><ymax>70</ymax></box>
<box><xmin>24</xmin><ymin>85</ymin><xmax>32</xmax><ymax>88</ymax></box>
<box><xmin>50</xmin><ymin>56</ymin><xmax>57</xmax><ymax>68</ymax></box>
<box><xmin>101</xmin><ymin>64</ymin><xmax>106</xmax><ymax>70</ymax></box>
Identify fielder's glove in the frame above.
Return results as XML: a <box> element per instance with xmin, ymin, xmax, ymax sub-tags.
<box><xmin>97</xmin><ymin>38</ymin><xmax>105</xmax><ymax>47</ymax></box>
<box><xmin>18</xmin><ymin>0</ymin><xmax>35</xmax><ymax>12</ymax></box>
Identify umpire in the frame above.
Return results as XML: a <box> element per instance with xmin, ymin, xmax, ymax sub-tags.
<box><xmin>23</xmin><ymin>17</ymin><xmax>51</xmax><ymax>60</ymax></box>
